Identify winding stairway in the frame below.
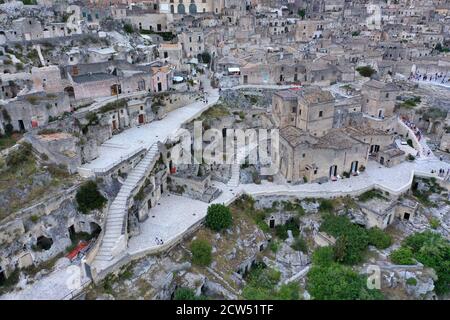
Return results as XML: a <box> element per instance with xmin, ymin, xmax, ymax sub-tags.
<box><xmin>93</xmin><ymin>143</ymin><xmax>159</xmax><ymax>263</ymax></box>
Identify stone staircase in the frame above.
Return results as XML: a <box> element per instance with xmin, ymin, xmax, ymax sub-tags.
<box><xmin>93</xmin><ymin>143</ymin><xmax>159</xmax><ymax>263</ymax></box>
<box><xmin>227</xmin><ymin>164</ymin><xmax>240</xmax><ymax>187</ymax></box>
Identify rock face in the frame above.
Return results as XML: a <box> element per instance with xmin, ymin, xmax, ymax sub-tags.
<box><xmin>403</xmin><ymin>269</ymin><xmax>437</xmax><ymax>299</ymax></box>
<box><xmin>362</xmin><ymin>262</ymin><xmax>437</xmax><ymax>300</ymax></box>
<box><xmin>276</xmin><ymin>243</ymin><xmax>310</xmax><ymax>268</ymax></box>
<box><xmin>0</xmin><ymin>196</ymin><xmax>104</xmax><ymax>285</ymax></box>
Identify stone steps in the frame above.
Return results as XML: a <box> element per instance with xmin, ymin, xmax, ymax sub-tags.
<box><xmin>93</xmin><ymin>142</ymin><xmax>160</xmax><ymax>266</ymax></box>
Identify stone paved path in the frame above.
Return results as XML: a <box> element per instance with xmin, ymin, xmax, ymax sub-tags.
<box><xmin>78</xmin><ymin>75</ymin><xmax>220</xmax><ymax>175</ymax></box>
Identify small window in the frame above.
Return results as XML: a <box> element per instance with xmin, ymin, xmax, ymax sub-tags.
<box><xmin>385</xmin><ymin>93</ymin><xmax>389</xmax><ymax>98</ymax></box>
<box><xmin>319</xmin><ymin>111</ymin><xmax>323</xmax><ymax>117</ymax></box>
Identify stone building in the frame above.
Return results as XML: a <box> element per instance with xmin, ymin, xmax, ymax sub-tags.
<box><xmin>273</xmin><ymin>86</ymin><xmax>334</xmax><ymax>137</ymax></box>
<box><xmin>361</xmin><ymin>79</ymin><xmax>400</xmax><ymax>119</ymax></box>
<box><xmin>273</xmin><ymin>86</ymin><xmax>400</xmax><ymax>183</ymax></box>
<box><xmin>61</xmin><ymin>61</ymin><xmax>160</xmax><ymax>100</ymax></box>
<box><xmin>0</xmin><ymin>92</ymin><xmax>70</xmax><ymax>132</ymax></box>
<box><xmin>358</xmin><ymin>196</ymin><xmax>419</xmax><ymax>229</ymax></box>
<box><xmin>178</xmin><ymin>29</ymin><xmax>205</xmax><ymax>58</ymax></box>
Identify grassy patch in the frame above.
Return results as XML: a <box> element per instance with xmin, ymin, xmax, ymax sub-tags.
<box><xmin>357</xmin><ymin>189</ymin><xmax>387</xmax><ymax>202</ymax></box>
<box><xmin>197</xmin><ymin>104</ymin><xmax>230</xmax><ymax>120</ymax></box>
<box><xmin>0</xmin><ymin>133</ymin><xmax>21</xmax><ymax>151</ymax></box>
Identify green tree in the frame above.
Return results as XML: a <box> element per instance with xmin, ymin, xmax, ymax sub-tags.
<box><xmin>123</xmin><ymin>23</ymin><xmax>134</xmax><ymax>34</ymax></box>
<box><xmin>75</xmin><ymin>181</ymin><xmax>107</xmax><ymax>214</ymax></box>
<box><xmin>356</xmin><ymin>66</ymin><xmax>376</xmax><ymax>78</ymax></box>
<box><xmin>307</xmin><ymin>263</ymin><xmax>383</xmax><ymax>300</ymax></box>
<box><xmin>298</xmin><ymin>9</ymin><xmax>306</xmax><ymax>19</ymax></box>
<box><xmin>190</xmin><ymin>239</ymin><xmax>212</xmax><ymax>266</ymax></box>
<box><xmin>319</xmin><ymin>214</ymin><xmax>369</xmax><ymax>264</ymax></box>
<box><xmin>200</xmin><ymin>51</ymin><xmax>211</xmax><ymax>64</ymax></box>
<box><xmin>205</xmin><ymin>204</ymin><xmax>233</xmax><ymax>231</ymax></box>
<box><xmin>402</xmin><ymin>231</ymin><xmax>450</xmax><ymax>295</ymax></box>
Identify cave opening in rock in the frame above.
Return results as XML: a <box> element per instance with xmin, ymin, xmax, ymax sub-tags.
<box><xmin>36</xmin><ymin>235</ymin><xmax>53</xmax><ymax>251</ymax></box>
<box><xmin>0</xmin><ymin>269</ymin><xmax>5</xmax><ymax>286</ymax></box>
<box><xmin>68</xmin><ymin>225</ymin><xmax>75</xmax><ymax>238</ymax></box>
<box><xmin>90</xmin><ymin>222</ymin><xmax>101</xmax><ymax>237</ymax></box>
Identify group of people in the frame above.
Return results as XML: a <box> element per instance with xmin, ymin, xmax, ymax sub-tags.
<box><xmin>155</xmin><ymin>237</ymin><xmax>164</xmax><ymax>245</ymax></box>
<box><xmin>402</xmin><ymin>118</ymin><xmax>422</xmax><ymax>142</ymax></box>
<box><xmin>409</xmin><ymin>72</ymin><xmax>450</xmax><ymax>84</ymax></box>
<box><xmin>432</xmin><ymin>168</ymin><xmax>450</xmax><ymax>181</ymax></box>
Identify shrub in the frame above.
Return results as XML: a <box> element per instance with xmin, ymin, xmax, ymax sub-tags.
<box><xmin>75</xmin><ymin>181</ymin><xmax>107</xmax><ymax>214</ymax></box>
<box><xmin>312</xmin><ymin>246</ymin><xmax>335</xmax><ymax>267</ymax></box>
<box><xmin>357</xmin><ymin>189</ymin><xmax>386</xmax><ymax>202</ymax></box>
<box><xmin>307</xmin><ymin>263</ymin><xmax>383</xmax><ymax>300</ymax></box>
<box><xmin>173</xmin><ymin>287</ymin><xmax>206</xmax><ymax>300</ymax></box>
<box><xmin>356</xmin><ymin>65</ymin><xmax>376</xmax><ymax>78</ymax></box>
<box><xmin>291</xmin><ymin>236</ymin><xmax>308</xmax><ymax>253</ymax></box>
<box><xmin>402</xmin><ymin>231</ymin><xmax>450</xmax><ymax>295</ymax></box>
<box><xmin>367</xmin><ymin>227</ymin><xmax>392</xmax><ymax>249</ymax></box>
<box><xmin>123</xmin><ymin>23</ymin><xmax>134</xmax><ymax>34</ymax></box>
<box><xmin>269</xmin><ymin>240</ymin><xmax>280</xmax><ymax>253</ymax></box>
<box><xmin>429</xmin><ymin>218</ymin><xmax>440</xmax><ymax>229</ymax></box>
<box><xmin>241</xmin><ymin>266</ymin><xmax>290</xmax><ymax>300</ymax></box>
<box><xmin>205</xmin><ymin>204</ymin><xmax>232</xmax><ymax>231</ymax></box>
<box><xmin>6</xmin><ymin>142</ymin><xmax>32</xmax><ymax>167</ymax></box>
<box><xmin>406</xmin><ymin>277</ymin><xmax>417</xmax><ymax>286</ymax></box>
<box><xmin>276</xmin><ymin>282</ymin><xmax>300</xmax><ymax>300</ymax></box>
<box><xmin>190</xmin><ymin>239</ymin><xmax>212</xmax><ymax>266</ymax></box>
<box><xmin>318</xmin><ymin>199</ymin><xmax>334</xmax><ymax>212</ymax></box>
<box><xmin>275</xmin><ymin>219</ymin><xmax>300</xmax><ymax>240</ymax></box>
<box><xmin>390</xmin><ymin>247</ymin><xmax>415</xmax><ymax>265</ymax></box>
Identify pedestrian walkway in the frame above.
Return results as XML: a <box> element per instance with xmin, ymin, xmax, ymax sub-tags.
<box><xmin>78</xmin><ymin>76</ymin><xmax>220</xmax><ymax>176</ymax></box>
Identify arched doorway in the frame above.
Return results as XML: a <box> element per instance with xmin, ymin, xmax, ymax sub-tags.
<box><xmin>90</xmin><ymin>222</ymin><xmax>101</xmax><ymax>237</ymax></box>
<box><xmin>189</xmin><ymin>4</ymin><xmax>197</xmax><ymax>14</ymax></box>
<box><xmin>370</xmin><ymin>145</ymin><xmax>380</xmax><ymax>154</ymax></box>
<box><xmin>64</xmin><ymin>86</ymin><xmax>75</xmax><ymax>98</ymax></box>
<box><xmin>350</xmin><ymin>161</ymin><xmax>359</xmax><ymax>174</ymax></box>
<box><xmin>329</xmin><ymin>165</ymin><xmax>337</xmax><ymax>178</ymax></box>
<box><xmin>110</xmin><ymin>84</ymin><xmax>122</xmax><ymax>96</ymax></box>
<box><xmin>170</xmin><ymin>5</ymin><xmax>174</xmax><ymax>13</ymax></box>
<box><xmin>177</xmin><ymin>4</ymin><xmax>185</xmax><ymax>14</ymax></box>
<box><xmin>430</xmin><ymin>121</ymin><xmax>442</xmax><ymax>134</ymax></box>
